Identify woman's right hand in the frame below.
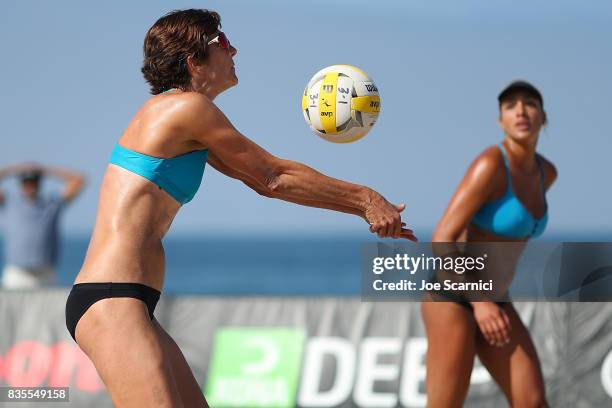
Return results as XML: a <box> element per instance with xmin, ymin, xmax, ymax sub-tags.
<box><xmin>471</xmin><ymin>302</ymin><xmax>512</xmax><ymax>347</ymax></box>
<box><xmin>364</xmin><ymin>195</ymin><xmax>417</xmax><ymax>241</ymax></box>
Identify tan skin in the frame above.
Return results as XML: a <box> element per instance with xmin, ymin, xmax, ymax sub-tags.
<box><xmin>422</xmin><ymin>90</ymin><xmax>557</xmax><ymax>408</ymax></box>
<box><xmin>72</xmin><ymin>34</ymin><xmax>416</xmax><ymax>408</ymax></box>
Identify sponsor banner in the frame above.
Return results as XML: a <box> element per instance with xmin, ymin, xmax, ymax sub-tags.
<box><xmin>1</xmin><ymin>290</ymin><xmax>611</xmax><ymax>407</ymax></box>
<box><xmin>206</xmin><ymin>328</ymin><xmax>305</xmax><ymax>407</ymax></box>
<box><xmin>362</xmin><ymin>242</ymin><xmax>612</xmax><ymax>302</ymax></box>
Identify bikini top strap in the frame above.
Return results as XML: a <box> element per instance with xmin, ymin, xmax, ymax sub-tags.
<box><xmin>497</xmin><ymin>144</ymin><xmax>511</xmax><ymax>181</ymax></box>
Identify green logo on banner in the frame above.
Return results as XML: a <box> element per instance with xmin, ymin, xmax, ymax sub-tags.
<box><xmin>205</xmin><ymin>328</ymin><xmax>306</xmax><ymax>407</ymax></box>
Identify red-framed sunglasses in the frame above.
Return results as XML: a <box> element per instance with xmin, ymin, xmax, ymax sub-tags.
<box><xmin>207</xmin><ymin>32</ymin><xmax>231</xmax><ymax>50</ymax></box>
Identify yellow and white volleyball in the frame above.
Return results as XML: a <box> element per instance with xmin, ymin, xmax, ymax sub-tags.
<box><xmin>301</xmin><ymin>64</ymin><xmax>381</xmax><ymax>143</ymax></box>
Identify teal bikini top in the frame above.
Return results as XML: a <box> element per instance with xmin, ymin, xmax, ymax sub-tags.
<box><xmin>472</xmin><ymin>145</ymin><xmax>548</xmax><ymax>239</ymax></box>
<box><xmin>109</xmin><ymin>144</ymin><xmax>208</xmax><ymax>205</ymax></box>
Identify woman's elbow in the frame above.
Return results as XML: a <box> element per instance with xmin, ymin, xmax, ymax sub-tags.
<box><xmin>265</xmin><ymin>174</ymin><xmax>283</xmax><ymax>194</ymax></box>
<box><xmin>240</xmin><ymin>179</ymin><xmax>274</xmax><ymax>198</ymax></box>
<box><xmin>255</xmin><ymin>186</ymin><xmax>274</xmax><ymax>198</ymax></box>
<box><xmin>259</xmin><ymin>158</ymin><xmax>301</xmax><ymax>196</ymax></box>
<box><xmin>263</xmin><ymin>166</ymin><xmax>292</xmax><ymax>196</ymax></box>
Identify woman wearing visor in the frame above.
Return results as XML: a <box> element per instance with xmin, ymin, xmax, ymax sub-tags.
<box><xmin>65</xmin><ymin>9</ymin><xmax>415</xmax><ymax>407</ymax></box>
<box><xmin>422</xmin><ymin>81</ymin><xmax>557</xmax><ymax>407</ymax></box>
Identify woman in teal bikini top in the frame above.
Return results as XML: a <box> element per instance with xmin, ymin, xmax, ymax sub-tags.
<box><xmin>66</xmin><ymin>9</ymin><xmax>416</xmax><ymax>408</ymax></box>
<box><xmin>109</xmin><ymin>142</ymin><xmax>207</xmax><ymax>205</ymax></box>
<box><xmin>423</xmin><ymin>80</ymin><xmax>557</xmax><ymax>408</ymax></box>
<box><xmin>109</xmin><ymin>87</ymin><xmax>208</xmax><ymax>205</ymax></box>
<box><xmin>472</xmin><ymin>143</ymin><xmax>548</xmax><ymax>239</ymax></box>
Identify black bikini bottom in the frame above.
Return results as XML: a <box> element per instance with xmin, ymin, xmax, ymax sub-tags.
<box><xmin>426</xmin><ymin>276</ymin><xmax>509</xmax><ymax>311</ymax></box>
<box><xmin>65</xmin><ymin>282</ymin><xmax>161</xmax><ymax>341</ymax></box>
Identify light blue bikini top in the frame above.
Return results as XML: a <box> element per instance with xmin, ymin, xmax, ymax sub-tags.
<box><xmin>472</xmin><ymin>144</ymin><xmax>548</xmax><ymax>239</ymax></box>
<box><xmin>109</xmin><ymin>144</ymin><xmax>208</xmax><ymax>205</ymax></box>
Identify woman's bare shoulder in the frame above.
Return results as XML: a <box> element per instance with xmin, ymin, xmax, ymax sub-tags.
<box><xmin>465</xmin><ymin>145</ymin><xmax>505</xmax><ymax>181</ymax></box>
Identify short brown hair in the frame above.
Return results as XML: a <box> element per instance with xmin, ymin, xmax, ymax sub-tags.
<box><xmin>141</xmin><ymin>9</ymin><xmax>221</xmax><ymax>95</ymax></box>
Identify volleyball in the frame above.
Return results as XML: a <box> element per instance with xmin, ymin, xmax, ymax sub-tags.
<box><xmin>301</xmin><ymin>65</ymin><xmax>381</xmax><ymax>143</ymax></box>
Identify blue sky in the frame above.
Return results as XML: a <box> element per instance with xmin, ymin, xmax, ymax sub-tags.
<box><xmin>1</xmin><ymin>0</ymin><xmax>610</xmax><ymax>238</ymax></box>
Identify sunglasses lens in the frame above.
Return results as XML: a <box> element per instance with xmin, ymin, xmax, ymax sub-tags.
<box><xmin>219</xmin><ymin>32</ymin><xmax>230</xmax><ymax>49</ymax></box>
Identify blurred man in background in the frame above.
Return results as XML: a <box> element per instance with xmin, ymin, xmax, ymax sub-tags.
<box><xmin>0</xmin><ymin>163</ymin><xmax>84</xmax><ymax>289</ymax></box>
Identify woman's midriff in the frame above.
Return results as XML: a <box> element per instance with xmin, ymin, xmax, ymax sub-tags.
<box><xmin>74</xmin><ymin>166</ymin><xmax>181</xmax><ymax>291</ymax></box>
<box><xmin>76</xmin><ymin>233</ymin><xmax>167</xmax><ymax>290</ymax></box>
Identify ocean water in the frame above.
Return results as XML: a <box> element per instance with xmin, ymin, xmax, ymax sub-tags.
<box><xmin>1</xmin><ymin>232</ymin><xmax>610</xmax><ymax>295</ymax></box>
<box><xmin>0</xmin><ymin>234</ymin><xmax>373</xmax><ymax>295</ymax></box>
